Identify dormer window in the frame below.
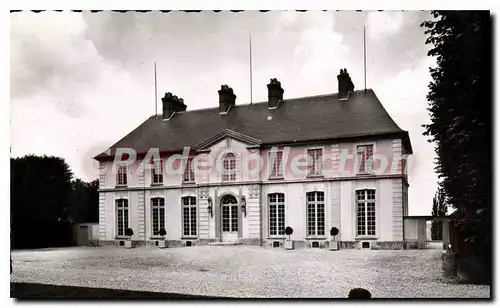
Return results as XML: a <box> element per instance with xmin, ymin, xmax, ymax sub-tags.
<box><xmin>222</xmin><ymin>153</ymin><xmax>236</xmax><ymax>182</ymax></box>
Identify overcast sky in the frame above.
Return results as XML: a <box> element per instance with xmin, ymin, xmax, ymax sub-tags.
<box><xmin>10</xmin><ymin>10</ymin><xmax>438</xmax><ymax>215</ymax></box>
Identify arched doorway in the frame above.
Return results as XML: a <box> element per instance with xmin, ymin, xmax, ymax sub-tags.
<box><xmin>220</xmin><ymin>195</ymin><xmax>239</xmax><ymax>242</ymax></box>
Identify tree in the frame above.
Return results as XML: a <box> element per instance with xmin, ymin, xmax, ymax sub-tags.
<box><xmin>66</xmin><ymin>178</ymin><xmax>99</xmax><ymax>223</ymax></box>
<box><xmin>11</xmin><ymin>155</ymin><xmax>73</xmax><ymax>223</ymax></box>
<box><xmin>11</xmin><ymin>155</ymin><xmax>74</xmax><ymax>248</ymax></box>
<box><xmin>421</xmin><ymin>11</ymin><xmax>491</xmax><ymax>284</ymax></box>
<box><xmin>431</xmin><ymin>189</ymin><xmax>448</xmax><ymax>240</ymax></box>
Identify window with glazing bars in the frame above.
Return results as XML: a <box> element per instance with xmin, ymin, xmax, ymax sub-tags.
<box><xmin>357</xmin><ymin>145</ymin><xmax>374</xmax><ymax>173</ymax></box>
<box><xmin>306</xmin><ymin>192</ymin><xmax>325</xmax><ymax>236</ymax></box>
<box><xmin>183</xmin><ymin>158</ymin><xmax>195</xmax><ymax>182</ymax></box>
<box><xmin>182</xmin><ymin>196</ymin><xmax>197</xmax><ymax>236</ymax></box>
<box><xmin>116</xmin><ymin>199</ymin><xmax>129</xmax><ymax>236</ymax></box>
<box><xmin>356</xmin><ymin>189</ymin><xmax>376</xmax><ymax>236</ymax></box>
<box><xmin>151</xmin><ymin>197</ymin><xmax>165</xmax><ymax>236</ymax></box>
<box><xmin>222</xmin><ymin>153</ymin><xmax>236</xmax><ymax>181</ymax></box>
<box><xmin>117</xmin><ymin>165</ymin><xmax>127</xmax><ymax>186</ymax></box>
<box><xmin>307</xmin><ymin>149</ymin><xmax>323</xmax><ymax>176</ymax></box>
<box><xmin>268</xmin><ymin>193</ymin><xmax>285</xmax><ymax>236</ymax></box>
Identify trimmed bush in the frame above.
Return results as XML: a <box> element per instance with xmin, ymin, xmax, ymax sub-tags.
<box><xmin>125</xmin><ymin>228</ymin><xmax>134</xmax><ymax>237</ymax></box>
<box><xmin>285</xmin><ymin>226</ymin><xmax>293</xmax><ymax>241</ymax></box>
<box><xmin>330</xmin><ymin>227</ymin><xmax>339</xmax><ymax>241</ymax></box>
<box><xmin>159</xmin><ymin>228</ymin><xmax>167</xmax><ymax>237</ymax></box>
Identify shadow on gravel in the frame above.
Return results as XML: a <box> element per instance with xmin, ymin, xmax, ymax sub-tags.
<box><xmin>10</xmin><ymin>283</ymin><xmax>226</xmax><ymax>299</ymax></box>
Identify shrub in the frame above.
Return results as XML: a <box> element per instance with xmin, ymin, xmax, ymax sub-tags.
<box><xmin>159</xmin><ymin>228</ymin><xmax>167</xmax><ymax>237</ymax></box>
<box><xmin>125</xmin><ymin>228</ymin><xmax>134</xmax><ymax>237</ymax></box>
<box><xmin>330</xmin><ymin>227</ymin><xmax>339</xmax><ymax>239</ymax></box>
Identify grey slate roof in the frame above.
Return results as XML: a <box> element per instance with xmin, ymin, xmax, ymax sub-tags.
<box><xmin>95</xmin><ymin>89</ymin><xmax>412</xmax><ymax>160</ymax></box>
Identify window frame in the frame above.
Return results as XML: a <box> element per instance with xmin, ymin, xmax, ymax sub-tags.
<box><xmin>181</xmin><ymin>196</ymin><xmax>198</xmax><ymax>238</ymax></box>
<box><xmin>306</xmin><ymin>191</ymin><xmax>326</xmax><ymax>237</ymax></box>
<box><xmin>268</xmin><ymin>150</ymin><xmax>284</xmax><ymax>179</ymax></box>
<box><xmin>116</xmin><ymin>165</ymin><xmax>128</xmax><ymax>186</ymax></box>
<box><xmin>268</xmin><ymin>193</ymin><xmax>286</xmax><ymax>237</ymax></box>
<box><xmin>183</xmin><ymin>157</ymin><xmax>196</xmax><ymax>183</ymax></box>
<box><xmin>356</xmin><ymin>189</ymin><xmax>377</xmax><ymax>237</ymax></box>
<box><xmin>221</xmin><ymin>153</ymin><xmax>236</xmax><ymax>182</ymax></box>
<box><xmin>151</xmin><ymin>159</ymin><xmax>164</xmax><ymax>185</ymax></box>
<box><xmin>115</xmin><ymin>198</ymin><xmax>129</xmax><ymax>238</ymax></box>
<box><xmin>306</xmin><ymin>148</ymin><xmax>324</xmax><ymax>177</ymax></box>
<box><xmin>151</xmin><ymin>197</ymin><xmax>165</xmax><ymax>237</ymax></box>
<box><xmin>355</xmin><ymin>143</ymin><xmax>375</xmax><ymax>174</ymax></box>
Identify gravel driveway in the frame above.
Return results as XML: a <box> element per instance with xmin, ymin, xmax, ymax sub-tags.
<box><xmin>10</xmin><ymin>246</ymin><xmax>490</xmax><ymax>298</ymax></box>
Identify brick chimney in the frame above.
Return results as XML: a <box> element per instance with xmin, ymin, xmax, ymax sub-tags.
<box><xmin>218</xmin><ymin>85</ymin><xmax>236</xmax><ymax>114</ymax></box>
<box><xmin>337</xmin><ymin>68</ymin><xmax>355</xmax><ymax>100</ymax></box>
<box><xmin>162</xmin><ymin>92</ymin><xmax>187</xmax><ymax>120</ymax></box>
<box><xmin>267</xmin><ymin>78</ymin><xmax>284</xmax><ymax>109</ymax></box>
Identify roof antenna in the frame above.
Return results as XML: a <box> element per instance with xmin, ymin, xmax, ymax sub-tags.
<box><xmin>154</xmin><ymin>61</ymin><xmax>158</xmax><ymax>115</ymax></box>
<box><xmin>249</xmin><ymin>31</ymin><xmax>253</xmax><ymax>105</ymax></box>
<box><xmin>363</xmin><ymin>25</ymin><xmax>367</xmax><ymax>95</ymax></box>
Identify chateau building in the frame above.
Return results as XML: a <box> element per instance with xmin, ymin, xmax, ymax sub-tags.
<box><xmin>94</xmin><ymin>70</ymin><xmax>413</xmax><ymax>249</ymax></box>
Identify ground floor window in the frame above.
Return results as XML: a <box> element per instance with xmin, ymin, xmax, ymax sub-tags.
<box><xmin>268</xmin><ymin>193</ymin><xmax>285</xmax><ymax>236</ymax></box>
<box><xmin>182</xmin><ymin>196</ymin><xmax>197</xmax><ymax>236</ymax></box>
<box><xmin>306</xmin><ymin>191</ymin><xmax>325</xmax><ymax>236</ymax></box>
<box><xmin>221</xmin><ymin>195</ymin><xmax>238</xmax><ymax>232</ymax></box>
<box><xmin>356</xmin><ymin>189</ymin><xmax>376</xmax><ymax>236</ymax></box>
<box><xmin>116</xmin><ymin>199</ymin><xmax>129</xmax><ymax>237</ymax></box>
<box><xmin>151</xmin><ymin>197</ymin><xmax>165</xmax><ymax>236</ymax></box>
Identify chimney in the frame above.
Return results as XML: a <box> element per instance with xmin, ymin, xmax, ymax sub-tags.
<box><xmin>267</xmin><ymin>78</ymin><xmax>284</xmax><ymax>109</ymax></box>
<box><xmin>337</xmin><ymin>68</ymin><xmax>355</xmax><ymax>100</ymax></box>
<box><xmin>218</xmin><ymin>85</ymin><xmax>236</xmax><ymax>114</ymax></box>
<box><xmin>162</xmin><ymin>92</ymin><xmax>187</xmax><ymax>120</ymax></box>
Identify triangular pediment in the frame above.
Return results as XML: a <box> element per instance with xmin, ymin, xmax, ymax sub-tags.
<box><xmin>194</xmin><ymin>129</ymin><xmax>261</xmax><ymax>151</ymax></box>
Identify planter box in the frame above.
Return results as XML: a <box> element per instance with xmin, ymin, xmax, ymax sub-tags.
<box><xmin>158</xmin><ymin>240</ymin><xmax>168</xmax><ymax>248</ymax></box>
<box><xmin>124</xmin><ymin>240</ymin><xmax>133</xmax><ymax>248</ymax></box>
<box><xmin>284</xmin><ymin>240</ymin><xmax>294</xmax><ymax>250</ymax></box>
<box><xmin>329</xmin><ymin>240</ymin><xmax>339</xmax><ymax>251</ymax></box>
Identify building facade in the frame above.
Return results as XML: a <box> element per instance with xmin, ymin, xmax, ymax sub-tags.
<box><xmin>95</xmin><ymin>71</ymin><xmax>413</xmax><ymax>249</ymax></box>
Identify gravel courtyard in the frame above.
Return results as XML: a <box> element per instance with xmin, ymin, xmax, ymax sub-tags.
<box><xmin>10</xmin><ymin>246</ymin><xmax>490</xmax><ymax>298</ymax></box>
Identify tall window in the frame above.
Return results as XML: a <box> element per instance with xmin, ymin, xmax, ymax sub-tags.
<box><xmin>222</xmin><ymin>153</ymin><xmax>236</xmax><ymax>181</ymax></box>
<box><xmin>221</xmin><ymin>195</ymin><xmax>238</xmax><ymax>232</ymax></box>
<box><xmin>307</xmin><ymin>149</ymin><xmax>323</xmax><ymax>176</ymax></box>
<box><xmin>269</xmin><ymin>151</ymin><xmax>284</xmax><ymax>178</ymax></box>
<box><xmin>182</xmin><ymin>197</ymin><xmax>197</xmax><ymax>236</ymax></box>
<box><xmin>268</xmin><ymin>193</ymin><xmax>285</xmax><ymax>236</ymax></box>
<box><xmin>116</xmin><ymin>199</ymin><xmax>129</xmax><ymax>237</ymax></box>
<box><xmin>183</xmin><ymin>157</ymin><xmax>195</xmax><ymax>183</ymax></box>
<box><xmin>151</xmin><ymin>198</ymin><xmax>165</xmax><ymax>236</ymax></box>
<box><xmin>306</xmin><ymin>192</ymin><xmax>325</xmax><ymax>236</ymax></box>
<box><xmin>356</xmin><ymin>189</ymin><xmax>376</xmax><ymax>236</ymax></box>
<box><xmin>357</xmin><ymin>145</ymin><xmax>374</xmax><ymax>173</ymax></box>
<box><xmin>152</xmin><ymin>160</ymin><xmax>163</xmax><ymax>184</ymax></box>
<box><xmin>117</xmin><ymin>165</ymin><xmax>127</xmax><ymax>186</ymax></box>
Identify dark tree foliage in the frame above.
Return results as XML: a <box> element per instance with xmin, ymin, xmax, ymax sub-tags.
<box><xmin>11</xmin><ymin>155</ymin><xmax>73</xmax><ymax>223</ymax></box>
<box><xmin>67</xmin><ymin>178</ymin><xmax>99</xmax><ymax>223</ymax></box>
<box><xmin>11</xmin><ymin>155</ymin><xmax>99</xmax><ymax>249</ymax></box>
<box><xmin>430</xmin><ymin>188</ymin><xmax>448</xmax><ymax>240</ymax></box>
<box><xmin>421</xmin><ymin>11</ymin><xmax>491</xmax><ymax>284</ymax></box>
<box><xmin>11</xmin><ymin>155</ymin><xmax>74</xmax><ymax>248</ymax></box>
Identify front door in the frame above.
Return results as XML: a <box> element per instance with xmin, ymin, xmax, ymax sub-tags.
<box><xmin>221</xmin><ymin>195</ymin><xmax>238</xmax><ymax>242</ymax></box>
